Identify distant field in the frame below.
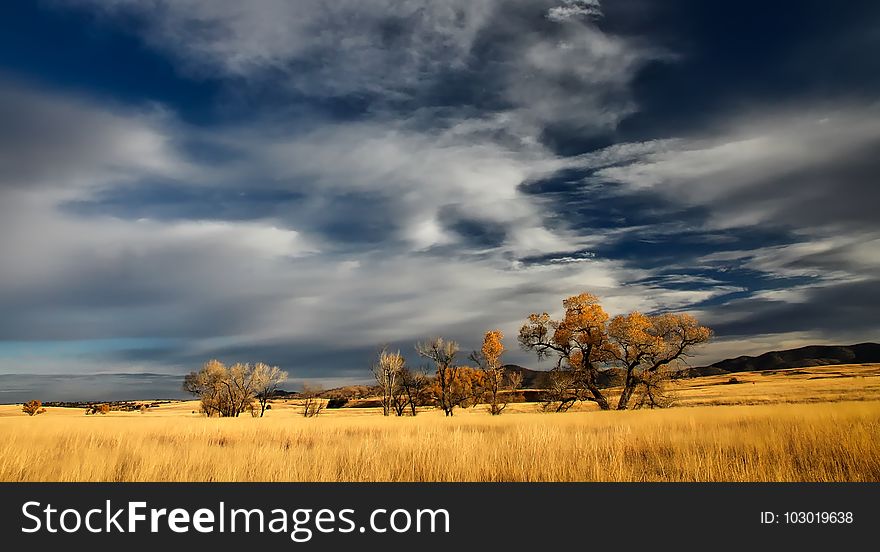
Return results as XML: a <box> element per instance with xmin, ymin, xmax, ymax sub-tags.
<box><xmin>1</xmin><ymin>364</ymin><xmax>878</xmax><ymax>482</ymax></box>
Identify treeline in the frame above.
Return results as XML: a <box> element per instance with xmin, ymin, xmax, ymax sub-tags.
<box><xmin>369</xmin><ymin>291</ymin><xmax>712</xmax><ymax>415</ymax></box>
<box><xmin>182</xmin><ymin>291</ymin><xmax>712</xmax><ymax>417</ymax></box>
<box><xmin>370</xmin><ymin>332</ymin><xmax>524</xmax><ymax>417</ymax></box>
<box><xmin>20</xmin><ymin>400</ymin><xmax>166</xmax><ymax>416</ymax></box>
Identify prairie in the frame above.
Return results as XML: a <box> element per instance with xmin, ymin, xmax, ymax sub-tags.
<box><xmin>1</xmin><ymin>364</ymin><xmax>879</xmax><ymax>482</ymax></box>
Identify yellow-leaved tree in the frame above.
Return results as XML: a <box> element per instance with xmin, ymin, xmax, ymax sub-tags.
<box><xmin>470</xmin><ymin>330</ymin><xmax>521</xmax><ymax>415</ymax></box>
<box><xmin>520</xmin><ymin>292</ymin><xmax>711</xmax><ymax>411</ymax></box>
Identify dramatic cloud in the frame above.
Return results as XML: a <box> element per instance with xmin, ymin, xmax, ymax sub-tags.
<box><xmin>0</xmin><ymin>1</ymin><xmax>876</xmax><ymax>400</ymax></box>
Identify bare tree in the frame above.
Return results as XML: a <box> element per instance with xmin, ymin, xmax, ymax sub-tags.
<box><xmin>183</xmin><ymin>360</ymin><xmax>266</xmax><ymax>417</ymax></box>
<box><xmin>416</xmin><ymin>337</ymin><xmax>461</xmax><ymax>416</ymax></box>
<box><xmin>224</xmin><ymin>363</ymin><xmax>262</xmax><ymax>417</ymax></box>
<box><xmin>372</xmin><ymin>347</ymin><xmax>405</xmax><ymax>416</ymax></box>
<box><xmin>538</xmin><ymin>369</ymin><xmax>581</xmax><ymax>413</ymax></box>
<box><xmin>396</xmin><ymin>365</ymin><xmax>431</xmax><ymax>416</ymax></box>
<box><xmin>183</xmin><ymin>359</ymin><xmax>227</xmax><ymax>416</ymax></box>
<box><xmin>253</xmin><ymin>363</ymin><xmax>288</xmax><ymax>417</ymax></box>
<box><xmin>300</xmin><ymin>384</ymin><xmax>325</xmax><ymax>418</ymax></box>
<box><xmin>505</xmin><ymin>370</ymin><xmax>524</xmax><ymax>408</ymax></box>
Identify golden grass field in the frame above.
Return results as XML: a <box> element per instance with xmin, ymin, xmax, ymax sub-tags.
<box><xmin>1</xmin><ymin>364</ymin><xmax>879</xmax><ymax>482</ymax></box>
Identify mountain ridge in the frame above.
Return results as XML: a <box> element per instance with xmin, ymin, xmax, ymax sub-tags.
<box><xmin>684</xmin><ymin>342</ymin><xmax>880</xmax><ymax>377</ymax></box>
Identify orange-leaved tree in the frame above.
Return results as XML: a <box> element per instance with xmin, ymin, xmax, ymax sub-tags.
<box><xmin>520</xmin><ymin>292</ymin><xmax>711</xmax><ymax>411</ymax></box>
<box><xmin>606</xmin><ymin>312</ymin><xmax>712</xmax><ymax>409</ymax></box>
<box><xmin>471</xmin><ymin>330</ymin><xmax>521</xmax><ymax>415</ymax></box>
<box><xmin>22</xmin><ymin>400</ymin><xmax>46</xmax><ymax>416</ymax></box>
<box><xmin>519</xmin><ymin>293</ymin><xmax>614</xmax><ymax>411</ymax></box>
<box><xmin>416</xmin><ymin>338</ymin><xmax>484</xmax><ymax>416</ymax></box>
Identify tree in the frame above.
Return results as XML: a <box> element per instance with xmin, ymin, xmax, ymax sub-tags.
<box><xmin>538</xmin><ymin>368</ymin><xmax>582</xmax><ymax>413</ymax></box>
<box><xmin>520</xmin><ymin>292</ymin><xmax>712</xmax><ymax>411</ymax></box>
<box><xmin>183</xmin><ymin>360</ymin><xmax>264</xmax><ymax>417</ymax></box>
<box><xmin>22</xmin><ymin>400</ymin><xmax>46</xmax><ymax>416</ymax></box>
<box><xmin>416</xmin><ymin>337</ymin><xmax>466</xmax><ymax>416</ymax></box>
<box><xmin>506</xmin><ymin>370</ymin><xmax>524</xmax><ymax>404</ymax></box>
<box><xmin>606</xmin><ymin>312</ymin><xmax>712</xmax><ymax>409</ymax></box>
<box><xmin>372</xmin><ymin>347</ymin><xmax>405</xmax><ymax>416</ymax></box>
<box><xmin>519</xmin><ymin>293</ymin><xmax>614</xmax><ymax>410</ymax></box>
<box><xmin>450</xmin><ymin>365</ymin><xmax>486</xmax><ymax>409</ymax></box>
<box><xmin>300</xmin><ymin>384</ymin><xmax>325</xmax><ymax>418</ymax></box>
<box><xmin>470</xmin><ymin>330</ymin><xmax>517</xmax><ymax>415</ymax></box>
<box><xmin>183</xmin><ymin>359</ymin><xmax>228</xmax><ymax>416</ymax></box>
<box><xmin>252</xmin><ymin>363</ymin><xmax>288</xmax><ymax>417</ymax></box>
<box><xmin>224</xmin><ymin>362</ymin><xmax>261</xmax><ymax>417</ymax></box>
<box><xmin>396</xmin><ymin>365</ymin><xmax>432</xmax><ymax>416</ymax></box>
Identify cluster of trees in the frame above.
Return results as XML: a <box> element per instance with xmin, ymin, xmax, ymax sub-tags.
<box><xmin>180</xmin><ymin>291</ymin><xmax>711</xmax><ymax>418</ymax></box>
<box><xmin>372</xmin><ymin>292</ymin><xmax>710</xmax><ymax>416</ymax></box>
<box><xmin>371</xmin><ymin>332</ymin><xmax>524</xmax><ymax>417</ymax></box>
<box><xmin>519</xmin><ymin>292</ymin><xmax>712</xmax><ymax>411</ymax></box>
<box><xmin>183</xmin><ymin>360</ymin><xmax>288</xmax><ymax>417</ymax></box>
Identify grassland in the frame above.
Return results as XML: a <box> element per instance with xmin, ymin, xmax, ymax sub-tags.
<box><xmin>1</xmin><ymin>364</ymin><xmax>879</xmax><ymax>482</ymax></box>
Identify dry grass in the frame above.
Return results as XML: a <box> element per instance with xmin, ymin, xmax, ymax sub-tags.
<box><xmin>1</xmin><ymin>364</ymin><xmax>879</xmax><ymax>482</ymax></box>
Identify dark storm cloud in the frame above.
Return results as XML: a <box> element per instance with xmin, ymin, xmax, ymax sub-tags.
<box><xmin>439</xmin><ymin>205</ymin><xmax>509</xmax><ymax>249</ymax></box>
<box><xmin>719</xmin><ymin>138</ymin><xmax>880</xmax><ymax>231</ymax></box>
<box><xmin>521</xmin><ymin>168</ymin><xmax>710</xmax><ymax>233</ymax></box>
<box><xmin>604</xmin><ymin>0</ymin><xmax>880</xmax><ymax>142</ymax></box>
<box><xmin>711</xmin><ymin>279</ymin><xmax>880</xmax><ymax>338</ymax></box>
<box><xmin>520</xmin><ymin>166</ymin><xmax>800</xmax><ymax>266</ymax></box>
<box><xmin>63</xmin><ymin>183</ymin><xmax>306</xmax><ymax>223</ymax></box>
<box><xmin>0</xmin><ymin>83</ymin><xmax>173</xmax><ymax>188</ymax></box>
<box><xmin>61</xmin><ymin>180</ymin><xmax>407</xmax><ymax>249</ymax></box>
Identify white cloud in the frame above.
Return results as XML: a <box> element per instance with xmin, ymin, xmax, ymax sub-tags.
<box><xmin>584</xmin><ymin>105</ymin><xmax>880</xmax><ymax>230</ymax></box>
<box><xmin>0</xmin><ymin>78</ymin><xmax>723</xmax><ymax>374</ymax></box>
<box><xmin>63</xmin><ymin>0</ymin><xmax>663</xmax><ymax>135</ymax></box>
<box><xmin>0</xmin><ymin>84</ymin><xmax>185</xmax><ymax>194</ymax></box>
<box><xmin>65</xmin><ymin>0</ymin><xmax>498</xmax><ymax>96</ymax></box>
<box><xmin>546</xmin><ymin>0</ymin><xmax>602</xmax><ymax>23</ymax></box>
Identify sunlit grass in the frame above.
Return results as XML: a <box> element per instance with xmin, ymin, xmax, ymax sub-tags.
<box><xmin>1</xmin><ymin>364</ymin><xmax>878</xmax><ymax>482</ymax></box>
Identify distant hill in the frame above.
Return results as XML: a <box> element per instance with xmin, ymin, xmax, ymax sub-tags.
<box><xmin>686</xmin><ymin>343</ymin><xmax>880</xmax><ymax>376</ymax></box>
<box><xmin>502</xmin><ymin>364</ymin><xmax>552</xmax><ymax>388</ymax></box>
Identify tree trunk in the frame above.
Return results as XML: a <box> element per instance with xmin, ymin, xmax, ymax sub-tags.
<box><xmin>617</xmin><ymin>385</ymin><xmax>635</xmax><ymax>410</ymax></box>
<box><xmin>617</xmin><ymin>366</ymin><xmax>637</xmax><ymax>410</ymax></box>
<box><xmin>585</xmin><ymin>382</ymin><xmax>610</xmax><ymax>410</ymax></box>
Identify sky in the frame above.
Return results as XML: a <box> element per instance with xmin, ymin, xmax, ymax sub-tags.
<box><xmin>0</xmin><ymin>0</ymin><xmax>878</xmax><ymax>401</ymax></box>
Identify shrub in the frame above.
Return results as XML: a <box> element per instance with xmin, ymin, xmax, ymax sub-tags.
<box><xmin>85</xmin><ymin>404</ymin><xmax>111</xmax><ymax>415</ymax></box>
<box><xmin>22</xmin><ymin>400</ymin><xmax>47</xmax><ymax>416</ymax></box>
<box><xmin>327</xmin><ymin>398</ymin><xmax>349</xmax><ymax>409</ymax></box>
